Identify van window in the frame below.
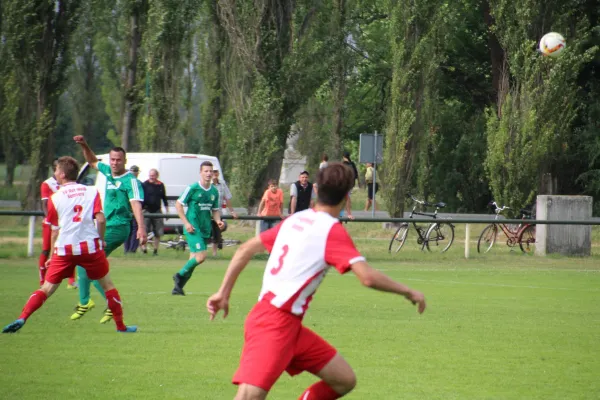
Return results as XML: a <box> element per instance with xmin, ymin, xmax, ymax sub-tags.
<box><xmin>77</xmin><ymin>165</ymin><xmax>98</xmax><ymax>187</ymax></box>
<box><xmin>159</xmin><ymin>158</ymin><xmax>208</xmax><ymax>186</ymax></box>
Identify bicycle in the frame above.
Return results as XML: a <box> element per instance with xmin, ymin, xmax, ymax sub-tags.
<box><xmin>388</xmin><ymin>194</ymin><xmax>455</xmax><ymax>253</ymax></box>
<box><xmin>477</xmin><ymin>202</ymin><xmax>536</xmax><ymax>254</ymax></box>
<box><xmin>149</xmin><ymin>230</ymin><xmax>241</xmax><ymax>251</ymax></box>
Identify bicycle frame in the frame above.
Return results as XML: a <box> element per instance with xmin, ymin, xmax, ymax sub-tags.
<box><xmin>406</xmin><ymin>202</ymin><xmax>439</xmax><ymax>249</ymax></box>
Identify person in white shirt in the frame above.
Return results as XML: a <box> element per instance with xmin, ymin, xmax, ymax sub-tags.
<box><xmin>207</xmin><ymin>162</ymin><xmax>426</xmax><ymax>400</ymax></box>
<box><xmin>319</xmin><ymin>153</ymin><xmax>329</xmax><ymax>170</ymax></box>
<box><xmin>2</xmin><ymin>157</ymin><xmax>137</xmax><ymax>334</ymax></box>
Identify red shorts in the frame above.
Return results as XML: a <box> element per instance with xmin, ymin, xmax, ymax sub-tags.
<box><xmin>232</xmin><ymin>301</ymin><xmax>337</xmax><ymax>391</ymax></box>
<box><xmin>42</xmin><ymin>223</ymin><xmax>52</xmax><ymax>252</ymax></box>
<box><xmin>45</xmin><ymin>251</ymin><xmax>109</xmax><ymax>284</ymax></box>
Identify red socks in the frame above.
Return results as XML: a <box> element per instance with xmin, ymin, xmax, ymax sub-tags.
<box><xmin>19</xmin><ymin>290</ymin><xmax>48</xmax><ymax>320</ymax></box>
<box><xmin>298</xmin><ymin>381</ymin><xmax>341</xmax><ymax>400</ymax></box>
<box><xmin>38</xmin><ymin>254</ymin><xmax>48</xmax><ymax>286</ymax></box>
<box><xmin>105</xmin><ymin>289</ymin><xmax>127</xmax><ymax>331</ymax></box>
<box><xmin>68</xmin><ymin>269</ymin><xmax>76</xmax><ymax>286</ymax></box>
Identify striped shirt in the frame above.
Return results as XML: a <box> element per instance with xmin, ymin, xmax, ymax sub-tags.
<box><xmin>47</xmin><ymin>183</ymin><xmax>105</xmax><ymax>256</ymax></box>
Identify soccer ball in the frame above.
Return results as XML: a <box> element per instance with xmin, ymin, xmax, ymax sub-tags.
<box><xmin>539</xmin><ymin>32</ymin><xmax>566</xmax><ymax>57</ymax></box>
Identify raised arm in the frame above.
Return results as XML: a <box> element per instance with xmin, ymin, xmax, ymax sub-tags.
<box><xmin>73</xmin><ymin>136</ymin><xmax>99</xmax><ymax>169</ymax></box>
<box><xmin>206</xmin><ymin>236</ymin><xmax>266</xmax><ymax>320</ymax></box>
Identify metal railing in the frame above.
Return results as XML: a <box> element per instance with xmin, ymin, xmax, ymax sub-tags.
<box><xmin>1</xmin><ymin>210</ymin><xmax>598</xmax><ymax>258</ymax></box>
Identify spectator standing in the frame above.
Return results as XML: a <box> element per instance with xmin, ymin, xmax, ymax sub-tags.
<box><xmin>141</xmin><ymin>168</ymin><xmax>168</xmax><ymax>256</ymax></box>
<box><xmin>319</xmin><ymin>154</ymin><xmax>329</xmax><ymax>170</ymax></box>
<box><xmin>257</xmin><ymin>179</ymin><xmax>284</xmax><ymax>232</ymax></box>
<box><xmin>342</xmin><ymin>151</ymin><xmax>359</xmax><ymax>189</ymax></box>
<box><xmin>364</xmin><ymin>162</ymin><xmax>380</xmax><ymax>211</ymax></box>
<box><xmin>289</xmin><ymin>171</ymin><xmax>315</xmax><ymax>214</ymax></box>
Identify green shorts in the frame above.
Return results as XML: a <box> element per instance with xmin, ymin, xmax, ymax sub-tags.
<box><xmin>185</xmin><ymin>232</ymin><xmax>208</xmax><ymax>253</ymax></box>
<box><xmin>105</xmin><ymin>224</ymin><xmax>131</xmax><ymax>256</ymax></box>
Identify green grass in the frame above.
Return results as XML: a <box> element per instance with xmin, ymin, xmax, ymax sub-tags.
<box><xmin>1</xmin><ymin>249</ymin><xmax>600</xmax><ymax>399</ymax></box>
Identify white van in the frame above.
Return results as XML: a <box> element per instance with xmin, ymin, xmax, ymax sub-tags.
<box><xmin>77</xmin><ymin>152</ymin><xmax>225</xmax><ymax>233</ymax></box>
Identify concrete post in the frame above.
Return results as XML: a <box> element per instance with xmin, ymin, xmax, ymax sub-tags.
<box><xmin>535</xmin><ymin>195</ymin><xmax>593</xmax><ymax>256</ymax></box>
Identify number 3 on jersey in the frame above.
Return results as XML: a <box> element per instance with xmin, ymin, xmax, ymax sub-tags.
<box><xmin>73</xmin><ymin>205</ymin><xmax>83</xmax><ymax>222</ymax></box>
<box><xmin>270</xmin><ymin>244</ymin><xmax>289</xmax><ymax>275</ymax></box>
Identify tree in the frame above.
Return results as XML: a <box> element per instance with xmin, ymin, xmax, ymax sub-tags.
<box><xmin>218</xmin><ymin>0</ymin><xmax>338</xmax><ymax>207</ymax></box>
<box><xmin>485</xmin><ymin>0</ymin><xmax>599</xmax><ymax>210</ymax></box>
<box><xmin>2</xmin><ymin>0</ymin><xmax>82</xmax><ymax>209</ymax></box>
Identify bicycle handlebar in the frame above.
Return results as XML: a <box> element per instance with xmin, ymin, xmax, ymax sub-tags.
<box><xmin>491</xmin><ymin>201</ymin><xmax>510</xmax><ymax>213</ymax></box>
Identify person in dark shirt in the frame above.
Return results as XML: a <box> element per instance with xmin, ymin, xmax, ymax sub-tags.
<box><xmin>141</xmin><ymin>168</ymin><xmax>168</xmax><ymax>255</ymax></box>
<box><xmin>342</xmin><ymin>151</ymin><xmax>359</xmax><ymax>189</ymax></box>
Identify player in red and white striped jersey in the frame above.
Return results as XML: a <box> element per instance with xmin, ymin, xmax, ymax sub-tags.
<box><xmin>207</xmin><ymin>163</ymin><xmax>427</xmax><ymax>400</ymax></box>
<box><xmin>2</xmin><ymin>157</ymin><xmax>137</xmax><ymax>334</ymax></box>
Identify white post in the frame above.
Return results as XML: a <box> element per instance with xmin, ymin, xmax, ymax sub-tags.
<box><xmin>28</xmin><ymin>216</ymin><xmax>36</xmax><ymax>257</ymax></box>
<box><xmin>465</xmin><ymin>223</ymin><xmax>471</xmax><ymax>259</ymax></box>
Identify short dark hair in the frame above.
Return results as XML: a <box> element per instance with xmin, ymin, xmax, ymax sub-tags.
<box><xmin>300</xmin><ymin>170</ymin><xmax>309</xmax><ymax>176</ymax></box>
<box><xmin>322</xmin><ymin>153</ymin><xmax>328</xmax><ymax>162</ymax></box>
<box><xmin>316</xmin><ymin>163</ymin><xmax>354</xmax><ymax>206</ymax></box>
<box><xmin>110</xmin><ymin>147</ymin><xmax>126</xmax><ymax>157</ymax></box>
<box><xmin>268</xmin><ymin>179</ymin><xmax>277</xmax><ymax>186</ymax></box>
<box><xmin>200</xmin><ymin>161</ymin><xmax>213</xmax><ymax>170</ymax></box>
<box><xmin>57</xmin><ymin>156</ymin><xmax>80</xmax><ymax>181</ymax></box>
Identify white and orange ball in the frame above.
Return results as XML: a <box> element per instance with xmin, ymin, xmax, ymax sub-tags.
<box><xmin>539</xmin><ymin>32</ymin><xmax>566</xmax><ymax>57</ymax></box>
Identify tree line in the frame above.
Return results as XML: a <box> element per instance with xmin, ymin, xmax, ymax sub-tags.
<box><xmin>0</xmin><ymin>0</ymin><xmax>598</xmax><ymax>214</ymax></box>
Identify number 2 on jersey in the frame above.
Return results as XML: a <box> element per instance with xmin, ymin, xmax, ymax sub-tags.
<box><xmin>270</xmin><ymin>244</ymin><xmax>289</xmax><ymax>275</ymax></box>
<box><xmin>73</xmin><ymin>205</ymin><xmax>83</xmax><ymax>222</ymax></box>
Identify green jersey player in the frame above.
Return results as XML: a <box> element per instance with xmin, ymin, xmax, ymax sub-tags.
<box><xmin>172</xmin><ymin>161</ymin><xmax>224</xmax><ymax>295</ymax></box>
<box><xmin>71</xmin><ymin>136</ymin><xmax>147</xmax><ymax>323</ymax></box>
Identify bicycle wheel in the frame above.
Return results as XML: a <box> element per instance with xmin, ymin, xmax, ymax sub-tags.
<box><xmin>477</xmin><ymin>224</ymin><xmax>498</xmax><ymax>253</ymax></box>
<box><xmin>388</xmin><ymin>223</ymin><xmax>409</xmax><ymax>253</ymax></box>
<box><xmin>425</xmin><ymin>222</ymin><xmax>455</xmax><ymax>253</ymax></box>
<box><xmin>518</xmin><ymin>225</ymin><xmax>536</xmax><ymax>253</ymax></box>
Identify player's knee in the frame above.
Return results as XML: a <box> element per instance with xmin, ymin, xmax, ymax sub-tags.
<box><xmin>324</xmin><ymin>362</ymin><xmax>357</xmax><ymax>395</ymax></box>
<box><xmin>342</xmin><ymin>369</ymin><xmax>357</xmax><ymax>393</ymax></box>
<box><xmin>234</xmin><ymin>384</ymin><xmax>267</xmax><ymax>400</ymax></box>
<box><xmin>195</xmin><ymin>253</ymin><xmax>206</xmax><ymax>264</ymax></box>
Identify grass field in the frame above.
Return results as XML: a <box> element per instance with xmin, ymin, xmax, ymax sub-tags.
<box><xmin>1</xmin><ymin>219</ymin><xmax>600</xmax><ymax>399</ymax></box>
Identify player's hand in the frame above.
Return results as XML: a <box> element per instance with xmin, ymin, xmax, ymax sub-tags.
<box><xmin>405</xmin><ymin>290</ymin><xmax>426</xmax><ymax>314</ymax></box>
<box><xmin>231</xmin><ymin>210</ymin><xmax>238</xmax><ymax>219</ymax></box>
<box><xmin>207</xmin><ymin>292</ymin><xmax>229</xmax><ymax>320</ymax></box>
<box><xmin>185</xmin><ymin>223</ymin><xmax>195</xmax><ymax>233</ymax></box>
<box><xmin>45</xmin><ymin>259</ymin><xmax>51</xmax><ymax>268</ymax></box>
<box><xmin>137</xmin><ymin>228</ymin><xmax>148</xmax><ymax>245</ymax></box>
<box><xmin>347</xmin><ymin>214</ymin><xmax>355</xmax><ymax>220</ymax></box>
<box><xmin>217</xmin><ymin>220</ymin><xmax>225</xmax><ymax>230</ymax></box>
<box><xmin>73</xmin><ymin>135</ymin><xmax>87</xmax><ymax>145</ymax></box>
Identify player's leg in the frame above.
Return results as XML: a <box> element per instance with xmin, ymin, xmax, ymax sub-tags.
<box><xmin>172</xmin><ymin>235</ymin><xmax>206</xmax><ymax>295</ymax></box>
<box><xmin>84</xmin><ymin>251</ymin><xmax>136</xmax><ymax>333</ymax></box>
<box><xmin>152</xmin><ymin>217</ymin><xmax>163</xmax><ymax>256</ymax></box>
<box><xmin>97</xmin><ymin>224</ymin><xmax>130</xmax><ymax>323</ymax></box>
<box><xmin>291</xmin><ymin>327</ymin><xmax>356</xmax><ymax>399</ymax></box>
<box><xmin>234</xmin><ymin>385</ymin><xmax>268</xmax><ymax>400</ymax></box>
<box><xmin>71</xmin><ymin>265</ymin><xmax>98</xmax><ymax>320</ymax></box>
<box><xmin>67</xmin><ymin>268</ymin><xmax>77</xmax><ymax>289</ymax></box>
<box><xmin>232</xmin><ymin>302</ymin><xmax>299</xmax><ymax>398</ymax></box>
<box><xmin>3</xmin><ymin>258</ymin><xmax>71</xmax><ymax>333</ymax></box>
<box><xmin>299</xmin><ymin>354</ymin><xmax>356</xmax><ymax>399</ymax></box>
<box><xmin>71</xmin><ymin>225</ymin><xmax>127</xmax><ymax>321</ymax></box>
<box><xmin>38</xmin><ymin>223</ymin><xmax>52</xmax><ymax>286</ymax></box>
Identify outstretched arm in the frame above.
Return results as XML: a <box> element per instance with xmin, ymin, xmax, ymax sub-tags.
<box><xmin>73</xmin><ymin>136</ymin><xmax>99</xmax><ymax>169</ymax></box>
<box><xmin>207</xmin><ymin>236</ymin><xmax>266</xmax><ymax>319</ymax></box>
<box><xmin>351</xmin><ymin>261</ymin><xmax>426</xmax><ymax>313</ymax></box>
